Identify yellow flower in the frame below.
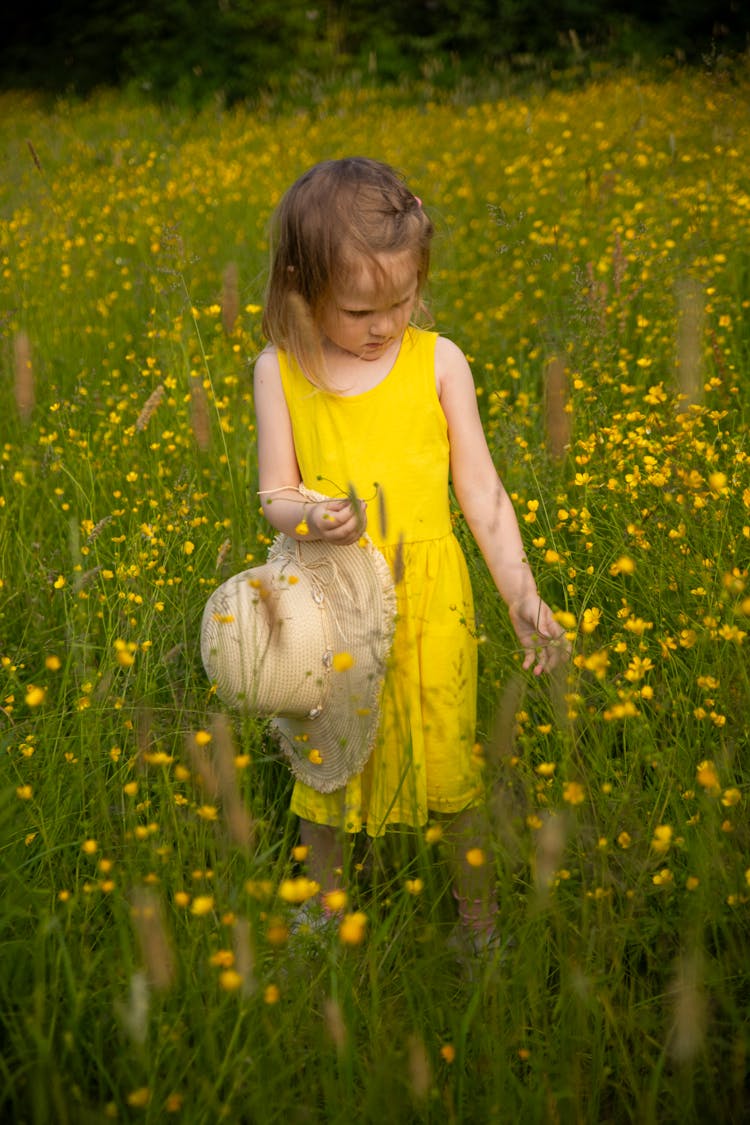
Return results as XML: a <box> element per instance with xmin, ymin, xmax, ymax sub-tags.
<box><xmin>308</xmin><ymin>749</ymin><xmax>323</xmax><ymax>765</ymax></box>
<box><xmin>721</xmin><ymin>788</ymin><xmax>741</xmax><ymax>807</ymax></box>
<box><xmin>562</xmin><ymin>781</ymin><xmax>586</xmax><ymax>806</ymax></box>
<box><xmin>294</xmin><ymin>519</ymin><xmax>309</xmax><ymax>536</ymax></box>
<box><xmin>686</xmin><ymin>876</ymin><xmax>700</xmax><ymax>891</ymax></box>
<box><xmin>610</xmin><ymin>556</ymin><xmax>635</xmax><ymax>576</ymax></box>
<box><xmin>339</xmin><ymin>911</ymin><xmax>368</xmax><ymax>945</ymax></box>
<box><xmin>45</xmin><ymin>655</ymin><xmax>62</xmax><ymax>671</ymax></box>
<box><xmin>165</xmin><ymin>1093</ymin><xmax>184</xmax><ymax>1113</ymax></box>
<box><xmin>465</xmin><ymin>847</ymin><xmax>486</xmax><ymax>867</ymax></box>
<box><xmin>332</xmin><ymin>651</ymin><xmax>355</xmax><ymax>672</ymax></box>
<box><xmin>652</xmin><ymin>869</ymin><xmax>674</xmax><ymax>887</ymax></box>
<box><xmin>581</xmin><ymin>607</ymin><xmax>601</xmax><ymax>634</ymax></box>
<box><xmin>424</xmin><ymin>825</ymin><xmax>443</xmax><ymax>845</ymax></box>
<box><xmin>405</xmin><ymin>878</ymin><xmax>424</xmax><ymax>895</ymax></box>
<box><xmin>25</xmin><ymin>685</ymin><xmax>46</xmax><ymax>708</ymax></box>
<box><xmin>123</xmin><ymin>781</ymin><xmax>139</xmax><ymax>796</ymax></box>
<box><xmin>264</xmin><ymin>984</ymin><xmax>281</xmax><ymax>1004</ymax></box>
<box><xmin>16</xmin><ymin>785</ymin><xmax>33</xmax><ymax>801</ymax></box>
<box><xmin>219</xmin><ymin>969</ymin><xmax>243</xmax><ymax>992</ymax></box>
<box><xmin>194</xmin><ymin>730</ymin><xmax>212</xmax><ymax>747</ymax></box>
<box><xmin>127</xmin><ymin>1088</ymin><xmax>151</xmax><ymax>1108</ymax></box>
<box><xmin>617</xmin><ymin>831</ymin><xmax>632</xmax><ymax>849</ymax></box>
<box><xmin>535</xmin><ymin>762</ymin><xmax>556</xmax><ymax>777</ymax></box>
<box><xmin>174</xmin><ymin>891</ymin><xmax>190</xmax><ymax>908</ymax></box>
<box><xmin>191</xmin><ymin>895</ymin><xmax>215</xmax><ymax>916</ymax></box>
<box><xmin>82</xmin><ymin>839</ymin><xmax>98</xmax><ymax>855</ymax></box>
<box><xmin>197</xmin><ymin>805</ymin><xmax>219</xmax><ymax>821</ymax></box>
<box><xmin>696</xmin><ymin>760</ymin><xmax>720</xmax><ymax>793</ymax></box>
<box><xmin>651</xmin><ymin>825</ymin><xmax>672</xmax><ymax>854</ymax></box>
<box><xmin>209</xmin><ymin>949</ymin><xmax>235</xmax><ymax>967</ymax></box>
<box><xmin>440</xmin><ymin>1044</ymin><xmax>456</xmax><ymax>1064</ymax></box>
<box><xmin>292</xmin><ymin>845</ymin><xmax>309</xmax><ymax>861</ymax></box>
<box><xmin>278</xmin><ymin>877</ymin><xmax>320</xmax><ymax>904</ymax></box>
<box><xmin>183</xmin><ymin>540</ymin><xmax>195</xmax><ymax>555</ymax></box>
<box><xmin>323</xmin><ymin>889</ymin><xmax>348</xmax><ymax>913</ymax></box>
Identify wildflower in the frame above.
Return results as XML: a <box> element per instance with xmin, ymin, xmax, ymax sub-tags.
<box><xmin>82</xmin><ymin>839</ymin><xmax>98</xmax><ymax>855</ymax></box>
<box><xmin>278</xmin><ymin>877</ymin><xmax>320</xmax><ymax>904</ymax></box>
<box><xmin>16</xmin><ymin>785</ymin><xmax>33</xmax><ymax>800</ymax></box>
<box><xmin>194</xmin><ymin>730</ymin><xmax>212</xmax><ymax>747</ymax></box>
<box><xmin>45</xmin><ymin>655</ymin><xmax>61</xmax><ymax>671</ymax></box>
<box><xmin>209</xmin><ymin>949</ymin><xmax>235</xmax><ymax>968</ymax></box>
<box><xmin>651</xmin><ymin>825</ymin><xmax>673</xmax><ymax>854</ymax></box>
<box><xmin>322</xmin><ymin>889</ymin><xmax>348</xmax><ymax>913</ymax></box>
<box><xmin>191</xmin><ymin>895</ymin><xmax>214</xmax><ymax>916</ymax></box>
<box><xmin>127</xmin><ymin>1088</ymin><xmax>151</xmax><ymax>1108</ymax></box>
<box><xmin>609</xmin><ymin>556</ymin><xmax>636</xmax><ymax>576</ymax></box>
<box><xmin>405</xmin><ymin>878</ymin><xmax>424</xmax><ymax>895</ymax></box>
<box><xmin>196</xmin><ymin>805</ymin><xmax>219</xmax><ymax>821</ymax></box>
<box><xmin>721</xmin><ymin>788</ymin><xmax>741</xmax><ymax>807</ymax></box>
<box><xmin>123</xmin><ymin>781</ymin><xmax>139</xmax><ymax>796</ymax></box>
<box><xmin>652</xmin><ymin>869</ymin><xmax>674</xmax><ymax>887</ymax></box>
<box><xmin>581</xmin><ymin>607</ymin><xmax>601</xmax><ymax>634</ymax></box>
<box><xmin>563</xmin><ymin>781</ymin><xmax>586</xmax><ymax>806</ymax></box>
<box><xmin>265</xmin><ymin>918</ymin><xmax>289</xmax><ymax>945</ymax></box>
<box><xmin>339</xmin><ymin>911</ymin><xmax>368</xmax><ymax>945</ymax></box>
<box><xmin>554</xmin><ymin>610</ymin><xmax>577</xmax><ymax>630</ymax></box>
<box><xmin>535</xmin><ymin>762</ymin><xmax>557</xmax><ymax>777</ymax></box>
<box><xmin>264</xmin><ymin>984</ymin><xmax>281</xmax><ymax>1004</ymax></box>
<box><xmin>308</xmin><ymin>749</ymin><xmax>323</xmax><ymax>765</ymax></box>
<box><xmin>686</xmin><ymin>876</ymin><xmax>700</xmax><ymax>891</ymax></box>
<box><xmin>295</xmin><ymin>519</ymin><xmax>309</xmax><ymax>535</ymax></box>
<box><xmin>441</xmin><ymin>1044</ymin><xmax>456</xmax><ymax>1064</ymax></box>
<box><xmin>617</xmin><ymin>832</ymin><xmax>632</xmax><ymax>849</ymax></box>
<box><xmin>425</xmin><ymin>825</ymin><xmax>442</xmax><ymax>845</ymax></box>
<box><xmin>465</xmin><ymin>847</ymin><xmax>486</xmax><ymax>867</ymax></box>
<box><xmin>165</xmin><ymin>1093</ymin><xmax>184</xmax><ymax>1113</ymax></box>
<box><xmin>24</xmin><ymin>685</ymin><xmax>45</xmax><ymax>707</ymax></box>
<box><xmin>219</xmin><ymin>969</ymin><xmax>243</xmax><ymax>992</ymax></box>
<box><xmin>183</xmin><ymin>540</ymin><xmax>195</xmax><ymax>556</ymax></box>
<box><xmin>696</xmin><ymin>760</ymin><xmax>720</xmax><ymax>794</ymax></box>
<box><xmin>292</xmin><ymin>845</ymin><xmax>309</xmax><ymax>861</ymax></box>
<box><xmin>332</xmin><ymin>651</ymin><xmax>355</xmax><ymax>672</ymax></box>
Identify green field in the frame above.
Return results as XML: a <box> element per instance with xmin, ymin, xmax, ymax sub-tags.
<box><xmin>1</xmin><ymin>69</ymin><xmax>749</xmax><ymax>1123</ymax></box>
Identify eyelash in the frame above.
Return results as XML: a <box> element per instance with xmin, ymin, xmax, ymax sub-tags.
<box><xmin>344</xmin><ymin>298</ymin><xmax>409</xmax><ymax>318</ymax></box>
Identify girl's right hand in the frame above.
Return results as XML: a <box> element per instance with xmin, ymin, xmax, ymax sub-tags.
<box><xmin>308</xmin><ymin>499</ymin><xmax>367</xmax><ymax>545</ymax></box>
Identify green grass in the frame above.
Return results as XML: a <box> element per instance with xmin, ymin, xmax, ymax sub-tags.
<box><xmin>1</xmin><ymin>67</ymin><xmax>749</xmax><ymax>1123</ymax></box>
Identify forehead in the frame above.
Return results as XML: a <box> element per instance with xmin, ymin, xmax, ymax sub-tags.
<box><xmin>336</xmin><ymin>250</ymin><xmax>418</xmax><ymax>304</ymax></box>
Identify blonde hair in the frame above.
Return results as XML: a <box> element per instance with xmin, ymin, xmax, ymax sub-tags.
<box><xmin>263</xmin><ymin>157</ymin><xmax>434</xmax><ymax>387</ymax></box>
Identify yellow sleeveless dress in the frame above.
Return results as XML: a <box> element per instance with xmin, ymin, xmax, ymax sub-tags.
<box><xmin>278</xmin><ymin>327</ymin><xmax>480</xmax><ymax>837</ymax></box>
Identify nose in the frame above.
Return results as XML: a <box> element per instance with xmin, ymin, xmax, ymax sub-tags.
<box><xmin>369</xmin><ymin>311</ymin><xmax>392</xmax><ymax>338</ymax></box>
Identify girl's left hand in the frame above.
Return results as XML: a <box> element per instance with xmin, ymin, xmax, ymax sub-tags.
<box><xmin>509</xmin><ymin>594</ymin><xmax>571</xmax><ymax>676</ymax></box>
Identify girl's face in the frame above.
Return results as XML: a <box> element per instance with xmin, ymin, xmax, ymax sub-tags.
<box><xmin>318</xmin><ymin>250</ymin><xmax>419</xmax><ymax>362</ymax></box>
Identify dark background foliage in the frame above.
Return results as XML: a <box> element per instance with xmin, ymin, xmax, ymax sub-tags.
<box><xmin>2</xmin><ymin>0</ymin><xmax>748</xmax><ymax>105</ymax></box>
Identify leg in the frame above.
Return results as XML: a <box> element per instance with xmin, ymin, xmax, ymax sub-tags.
<box><xmin>446</xmin><ymin>806</ymin><xmax>499</xmax><ymax>949</ymax></box>
<box><xmin>299</xmin><ymin>818</ymin><xmax>344</xmax><ymax>892</ymax></box>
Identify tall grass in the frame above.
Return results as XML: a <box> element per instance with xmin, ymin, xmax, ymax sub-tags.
<box><xmin>1</xmin><ymin>68</ymin><xmax>748</xmax><ymax>1123</ymax></box>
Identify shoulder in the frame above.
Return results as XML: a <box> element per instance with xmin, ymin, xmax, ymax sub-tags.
<box><xmin>434</xmin><ymin>335</ymin><xmax>474</xmax><ymax>399</ymax></box>
<box><xmin>254</xmin><ymin>344</ymin><xmax>280</xmax><ymax>381</ymax></box>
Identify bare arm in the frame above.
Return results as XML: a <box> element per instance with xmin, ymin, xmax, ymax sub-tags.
<box><xmin>436</xmin><ymin>337</ymin><xmax>567</xmax><ymax>674</ymax></box>
<box><xmin>253</xmin><ymin>349</ymin><xmax>366</xmax><ymax>544</ymax></box>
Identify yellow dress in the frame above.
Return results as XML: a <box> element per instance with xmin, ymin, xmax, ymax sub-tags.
<box><xmin>278</xmin><ymin>327</ymin><xmax>479</xmax><ymax>837</ymax></box>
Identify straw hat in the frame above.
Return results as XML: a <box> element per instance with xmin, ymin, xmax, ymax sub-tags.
<box><xmin>200</xmin><ymin>511</ymin><xmax>396</xmax><ymax>793</ymax></box>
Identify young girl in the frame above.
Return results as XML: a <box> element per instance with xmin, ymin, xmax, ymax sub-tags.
<box><xmin>254</xmin><ymin>157</ymin><xmax>567</xmax><ymax>951</ymax></box>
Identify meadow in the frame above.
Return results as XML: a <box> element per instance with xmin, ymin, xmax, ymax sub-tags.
<box><xmin>1</xmin><ymin>66</ymin><xmax>749</xmax><ymax>1123</ymax></box>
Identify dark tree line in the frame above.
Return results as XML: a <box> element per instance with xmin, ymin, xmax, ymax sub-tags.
<box><xmin>2</xmin><ymin>1</ymin><xmax>747</xmax><ymax>104</ymax></box>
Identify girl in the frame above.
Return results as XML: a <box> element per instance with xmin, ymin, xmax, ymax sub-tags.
<box><xmin>254</xmin><ymin>157</ymin><xmax>567</xmax><ymax>951</ymax></box>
